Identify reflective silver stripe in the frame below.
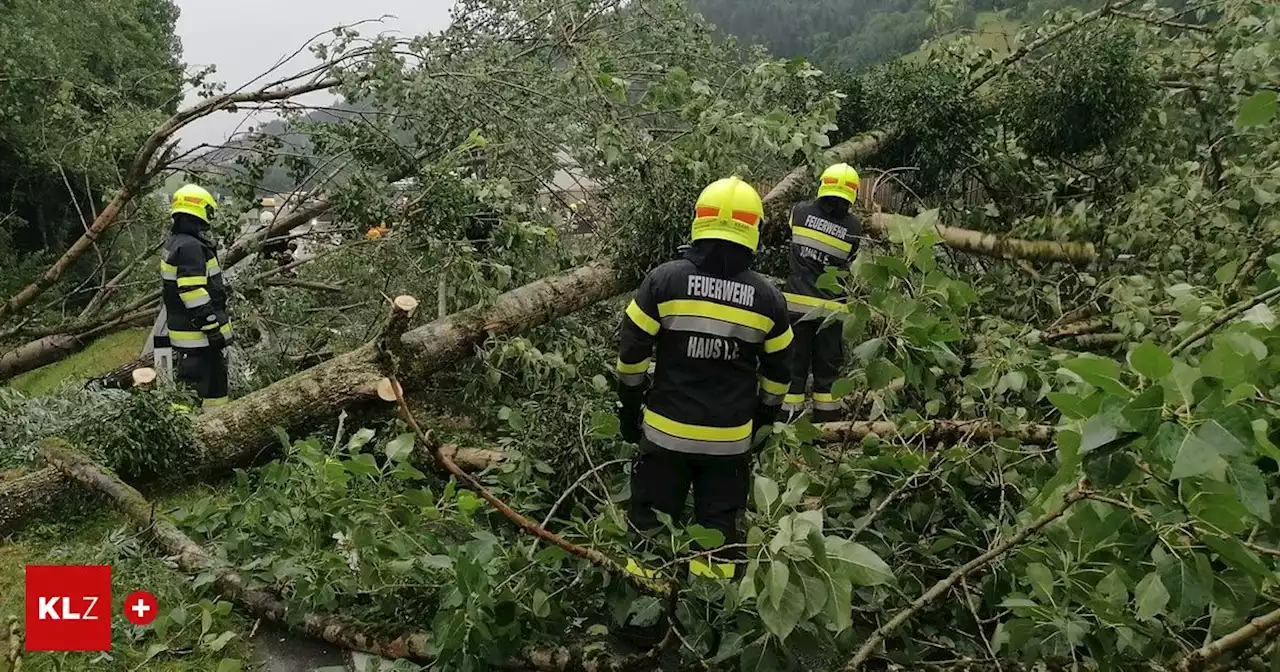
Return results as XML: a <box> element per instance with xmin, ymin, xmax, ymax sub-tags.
<box><xmin>207</xmin><ymin>265</ymin><xmax>221</xmax><ymax>277</ymax></box>
<box><xmin>642</xmin><ymin>422</ymin><xmax>751</xmax><ymax>455</ymax></box>
<box><xmin>788</xmin><ymin>303</ymin><xmax>845</xmax><ymax>321</ymax></box>
<box><xmin>618</xmin><ymin>372</ymin><xmax>647</xmax><ymax>386</ymax></box>
<box><xmin>781</xmin><ymin>401</ymin><xmax>805</xmax><ymax>413</ymax></box>
<box><xmin>760</xmin><ymin>391</ymin><xmax>784</xmax><ymax>406</ymax></box>
<box><xmin>792</xmin><ymin>236</ymin><xmax>850</xmax><ymax>260</ymax></box>
<box><xmin>161</xmin><ymin>269</ymin><xmax>178</xmax><ymax>280</ymax></box>
<box><xmin>813</xmin><ymin>400</ymin><xmax>843</xmax><ymax>411</ymax></box>
<box><xmin>171</xmin><ymin>334</ymin><xmax>210</xmax><ymax>348</ymax></box>
<box><xmin>661</xmin><ymin>315</ymin><xmax>766</xmax><ymax>344</ymax></box>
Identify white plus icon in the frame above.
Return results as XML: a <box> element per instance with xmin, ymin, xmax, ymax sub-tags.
<box><xmin>131</xmin><ymin>598</ymin><xmax>151</xmax><ymax>619</ymax></box>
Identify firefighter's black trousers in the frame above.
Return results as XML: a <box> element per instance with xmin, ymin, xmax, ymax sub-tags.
<box><xmin>175</xmin><ymin>347</ymin><xmax>229</xmax><ymax>407</ymax></box>
<box><xmin>788</xmin><ymin>316</ymin><xmax>845</xmax><ymax>422</ymax></box>
<box><xmin>628</xmin><ymin>440</ymin><xmax>751</xmax><ymax>559</ymax></box>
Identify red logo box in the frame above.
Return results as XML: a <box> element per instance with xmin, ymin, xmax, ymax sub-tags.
<box><xmin>24</xmin><ymin>565</ymin><xmax>112</xmax><ymax>652</ymax></box>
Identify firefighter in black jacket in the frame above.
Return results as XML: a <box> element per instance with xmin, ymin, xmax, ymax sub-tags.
<box><xmin>616</xmin><ymin>176</ymin><xmax>793</xmax><ymax>579</ymax></box>
<box><xmin>782</xmin><ymin>163</ymin><xmax>862</xmax><ymax>423</ymax></box>
<box><xmin>161</xmin><ymin>184</ymin><xmax>233</xmax><ymax>408</ymax></box>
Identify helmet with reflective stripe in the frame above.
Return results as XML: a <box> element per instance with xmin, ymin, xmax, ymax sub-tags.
<box><xmin>171</xmin><ymin>184</ymin><xmax>218</xmax><ymax>223</ymax></box>
<box><xmin>817</xmin><ymin>163</ymin><xmax>860</xmax><ymax>204</ymax></box>
<box><xmin>690</xmin><ymin>176</ymin><xmax>763</xmax><ymax>253</ymax></box>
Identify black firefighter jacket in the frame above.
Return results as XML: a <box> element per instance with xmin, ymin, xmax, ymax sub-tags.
<box><xmin>616</xmin><ymin>249</ymin><xmax>794</xmax><ymax>455</ymax></box>
<box><xmin>783</xmin><ymin>200</ymin><xmax>862</xmax><ymax>317</ymax></box>
<box><xmin>160</xmin><ymin>217</ymin><xmax>233</xmax><ymax>349</ymax></box>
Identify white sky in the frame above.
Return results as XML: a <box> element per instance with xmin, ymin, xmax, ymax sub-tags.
<box><xmin>173</xmin><ymin>0</ymin><xmax>456</xmax><ymax>146</ymax></box>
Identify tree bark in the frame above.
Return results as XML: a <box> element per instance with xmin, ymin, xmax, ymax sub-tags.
<box><xmin>40</xmin><ymin>439</ymin><xmax>434</xmax><ymax>661</ymax></box>
<box><xmin>763</xmin><ymin>131</ymin><xmax>891</xmax><ymax>207</ymax></box>
<box><xmin>0</xmin><ymin>466</ymin><xmax>83</xmax><ymax>537</ymax></box>
<box><xmin>816</xmin><ymin>419</ymin><xmax>1057</xmax><ymax>446</ymax></box>
<box><xmin>0</xmin><ymin>263</ymin><xmax>619</xmax><ymax>536</ymax></box>
<box><xmin>0</xmin><ymin>308</ymin><xmax>156</xmax><ymax>382</ymax></box>
<box><xmin>865</xmin><ymin>213</ymin><xmax>1097</xmax><ymax>265</ymax></box>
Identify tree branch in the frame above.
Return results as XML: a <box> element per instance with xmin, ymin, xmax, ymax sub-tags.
<box><xmin>389</xmin><ymin>376</ymin><xmax>671</xmax><ymax>597</ymax></box>
<box><xmin>844</xmin><ymin>487</ymin><xmax>1088</xmax><ymax>670</ymax></box>
<box><xmin>1170</xmin><ymin>284</ymin><xmax>1280</xmax><ymax>355</ymax></box>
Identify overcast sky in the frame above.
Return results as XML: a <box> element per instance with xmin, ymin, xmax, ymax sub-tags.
<box><xmin>174</xmin><ymin>0</ymin><xmax>456</xmax><ymax>146</ymax></box>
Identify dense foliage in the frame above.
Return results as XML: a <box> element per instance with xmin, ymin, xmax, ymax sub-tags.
<box><xmin>4</xmin><ymin>0</ymin><xmax>1280</xmax><ymax>670</ymax></box>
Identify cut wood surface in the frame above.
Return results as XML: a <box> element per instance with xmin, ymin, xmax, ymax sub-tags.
<box><xmin>41</xmin><ymin>439</ymin><xmax>434</xmax><ymax>661</ymax></box>
<box><xmin>816</xmin><ymin>420</ymin><xmax>1057</xmax><ymax>446</ymax></box>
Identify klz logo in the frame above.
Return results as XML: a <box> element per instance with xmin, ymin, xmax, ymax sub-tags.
<box><xmin>25</xmin><ymin>565</ymin><xmax>112</xmax><ymax>651</ymax></box>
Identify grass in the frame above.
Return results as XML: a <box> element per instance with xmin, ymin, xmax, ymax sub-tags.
<box><xmin>0</xmin><ymin>488</ymin><xmax>255</xmax><ymax>671</ymax></box>
<box><xmin>7</xmin><ymin>328</ymin><xmax>149</xmax><ymax>397</ymax></box>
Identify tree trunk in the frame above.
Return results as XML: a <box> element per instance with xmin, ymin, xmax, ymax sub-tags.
<box><xmin>0</xmin><ymin>263</ymin><xmax>621</xmax><ymax>536</ymax></box>
<box><xmin>763</xmin><ymin>131</ymin><xmax>891</xmax><ymax>206</ymax></box>
<box><xmin>866</xmin><ymin>213</ymin><xmax>1096</xmax><ymax>265</ymax></box>
<box><xmin>816</xmin><ymin>419</ymin><xmax>1056</xmax><ymax>446</ymax></box>
<box><xmin>0</xmin><ymin>466</ymin><xmax>83</xmax><ymax>536</ymax></box>
<box><xmin>40</xmin><ymin>439</ymin><xmax>434</xmax><ymax>661</ymax></box>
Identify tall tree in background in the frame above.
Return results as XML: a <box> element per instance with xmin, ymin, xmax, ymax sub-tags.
<box><xmin>0</xmin><ymin>0</ymin><xmax>182</xmax><ymax>264</ymax></box>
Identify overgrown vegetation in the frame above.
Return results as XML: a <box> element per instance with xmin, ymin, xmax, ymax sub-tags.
<box><xmin>3</xmin><ymin>0</ymin><xmax>1280</xmax><ymax>670</ymax></box>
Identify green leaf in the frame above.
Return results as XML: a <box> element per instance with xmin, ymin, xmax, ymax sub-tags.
<box><xmin>1159</xmin><ymin>552</ymin><xmax>1212</xmax><ymax>620</ymax></box>
<box><xmin>1062</xmin><ymin>356</ymin><xmax>1131</xmax><ymax>398</ymax></box>
<box><xmin>346</xmin><ymin>427</ymin><xmax>376</xmax><ymax>450</ymax></box>
<box><xmin>688</xmin><ymin>524</ymin><xmax>726</xmax><ymax>550</ymax></box>
<box><xmin>1122</xmin><ymin>385</ymin><xmax>1165</xmax><ymax>433</ymax></box>
<box><xmin>1085</xmin><ymin>448</ymin><xmax>1136</xmax><ymax>488</ymax></box>
<box><xmin>1202</xmin><ymin>535</ymin><xmax>1269</xmax><ymax>580</ymax></box>
<box><xmin>532</xmin><ymin>589</ymin><xmax>551</xmax><ymax>618</ymax></box>
<box><xmin>1079</xmin><ymin>413</ymin><xmax>1123</xmax><ymax>454</ymax></box>
<box><xmin>866</xmin><ymin>358</ymin><xmax>904</xmax><ymax>390</ymax></box>
<box><xmin>1226</xmin><ymin>458</ymin><xmax>1271</xmax><ymax>522</ymax></box>
<box><xmin>1236</xmin><ymin>90</ymin><xmax>1278</xmax><ymax>128</ymax></box>
<box><xmin>1187</xmin><ymin>479</ymin><xmax>1250</xmax><ymax>534</ymax></box>
<box><xmin>767</xmin><ymin>561</ymin><xmax>790</xmax><ymax>610</ymax></box>
<box><xmin>798</xmin><ymin>568</ymin><xmax>828</xmax><ymax>619</ymax></box>
<box><xmin>214</xmin><ymin>660</ymin><xmax>242</xmax><ymax>672</ymax></box>
<box><xmin>206</xmin><ymin>631</ymin><xmax>236</xmax><ymax>653</ymax></box>
<box><xmin>1135</xmin><ymin>571</ymin><xmax>1169</xmax><ymax>621</ymax></box>
<box><xmin>829</xmin><ymin>538</ymin><xmax>894</xmax><ymax>586</ymax></box>
<box><xmin>851</xmin><ymin>338</ymin><xmax>884</xmax><ymax>361</ymax></box>
<box><xmin>1217</xmin><ymin>259</ymin><xmax>1241</xmax><ymax>285</ymax></box>
<box><xmin>139</xmin><ymin>644</ymin><xmax>169</xmax><ymax>665</ymax></box>
<box><xmin>1047</xmin><ymin>392</ymin><xmax>1090</xmax><ymax>419</ymax></box>
<box><xmin>830</xmin><ymin>378</ymin><xmax>854</xmax><ymax>399</ymax></box>
<box><xmin>590</xmin><ymin>411</ymin><xmax>620</xmax><ymax>439</ymax></box>
<box><xmin>757</xmin><ymin>575</ymin><xmax>805</xmax><ymax>641</ymax></box>
<box><xmin>1026</xmin><ymin>562</ymin><xmax>1054</xmax><ymax>602</ymax></box>
<box><xmin>384</xmin><ymin>433</ymin><xmax>415</xmax><ymax>462</ymax></box>
<box><xmin>1129</xmin><ymin>341</ymin><xmax>1173</xmax><ymax>379</ymax></box>
<box><xmin>1097</xmin><ymin>569</ymin><xmax>1129</xmax><ymax>606</ymax></box>
<box><xmin>781</xmin><ymin>472</ymin><xmax>811</xmax><ymax>507</ymax></box>
<box><xmin>753</xmin><ymin>476</ymin><xmax>779</xmax><ymax>515</ymax></box>
<box><xmin>1171</xmin><ymin>428</ymin><xmax>1225</xmax><ymax>480</ymax></box>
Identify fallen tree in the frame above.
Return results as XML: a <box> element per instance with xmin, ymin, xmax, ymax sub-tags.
<box><xmin>866</xmin><ymin>213</ymin><xmax>1097</xmax><ymax>265</ymax></box>
<box><xmin>816</xmin><ymin>419</ymin><xmax>1057</xmax><ymax>446</ymax></box>
<box><xmin>0</xmin><ymin>268</ymin><xmax>617</xmax><ymax>534</ymax></box>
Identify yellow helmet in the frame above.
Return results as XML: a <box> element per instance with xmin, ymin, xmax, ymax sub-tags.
<box><xmin>691</xmin><ymin>177</ymin><xmax>763</xmax><ymax>252</ymax></box>
<box><xmin>171</xmin><ymin>184</ymin><xmax>218</xmax><ymax>223</ymax></box>
<box><xmin>817</xmin><ymin>163</ymin><xmax>860</xmax><ymax>204</ymax></box>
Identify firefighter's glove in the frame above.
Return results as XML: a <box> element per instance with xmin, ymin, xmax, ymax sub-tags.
<box><xmin>207</xmin><ymin>328</ymin><xmax>227</xmax><ymax>350</ymax></box>
<box><xmin>618</xmin><ymin>402</ymin><xmax>643</xmax><ymax>444</ymax></box>
<box><xmin>752</xmin><ymin>404</ymin><xmax>780</xmax><ymax>451</ymax></box>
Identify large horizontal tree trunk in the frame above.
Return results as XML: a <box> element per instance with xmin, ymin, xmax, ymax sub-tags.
<box><xmin>816</xmin><ymin>419</ymin><xmax>1057</xmax><ymax>446</ymax></box>
<box><xmin>0</xmin><ymin>308</ymin><xmax>157</xmax><ymax>382</ymax></box>
<box><xmin>865</xmin><ymin>213</ymin><xmax>1097</xmax><ymax>265</ymax></box>
<box><xmin>0</xmin><ymin>263</ymin><xmax>623</xmax><ymax>536</ymax></box>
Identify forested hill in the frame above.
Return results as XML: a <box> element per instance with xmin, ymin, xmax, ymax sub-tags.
<box><xmin>692</xmin><ymin>0</ymin><xmax>1110</xmax><ymax>71</ymax></box>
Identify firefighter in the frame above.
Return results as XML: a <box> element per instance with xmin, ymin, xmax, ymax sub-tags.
<box><xmin>615</xmin><ymin>176</ymin><xmax>793</xmax><ymax>579</ymax></box>
<box><xmin>161</xmin><ymin>184</ymin><xmax>233</xmax><ymax>408</ymax></box>
<box><xmin>782</xmin><ymin>163</ymin><xmax>862</xmax><ymax>423</ymax></box>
